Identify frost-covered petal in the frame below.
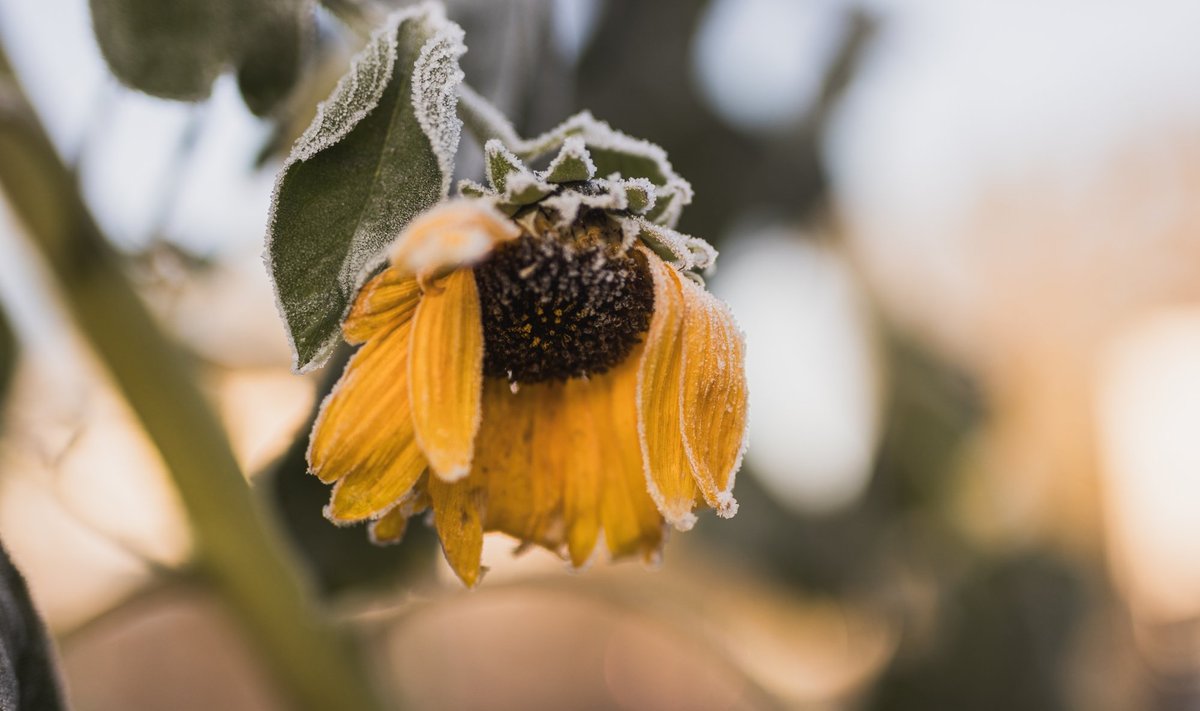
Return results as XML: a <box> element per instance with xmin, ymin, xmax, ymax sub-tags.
<box><xmin>387</xmin><ymin>199</ymin><xmax>518</xmax><ymax>279</ymax></box>
<box><xmin>408</xmin><ymin>268</ymin><xmax>483</xmax><ymax>481</ymax></box>
<box><xmin>598</xmin><ymin>353</ymin><xmax>666</xmax><ymax>560</ymax></box>
<box><xmin>310</xmin><ymin>321</ymin><xmax>426</xmax><ymax>522</ymax></box>
<box><xmin>342</xmin><ymin>266</ymin><xmax>421</xmax><ymax>344</ymax></box>
<box><xmin>678</xmin><ymin>279</ymin><xmax>747</xmax><ymax>517</ymax></box>
<box><xmin>636</xmin><ymin>250</ymin><xmax>700</xmax><ymax>530</ymax></box>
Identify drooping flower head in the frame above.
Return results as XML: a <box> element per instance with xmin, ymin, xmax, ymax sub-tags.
<box><xmin>308</xmin><ymin>123</ymin><xmax>748</xmax><ymax>586</ymax></box>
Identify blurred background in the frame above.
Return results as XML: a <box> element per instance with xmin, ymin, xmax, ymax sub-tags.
<box><xmin>2</xmin><ymin>0</ymin><xmax>1200</xmax><ymax>708</ymax></box>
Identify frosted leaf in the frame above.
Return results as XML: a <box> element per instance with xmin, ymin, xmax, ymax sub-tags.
<box><xmin>617</xmin><ymin>216</ymin><xmax>717</xmax><ymax>274</ymax></box>
<box><xmin>484</xmin><ymin>139</ymin><xmax>527</xmax><ymax>194</ymax></box>
<box><xmin>291</xmin><ymin>16</ymin><xmax>398</xmax><ymax>162</ymax></box>
<box><xmin>503</xmin><ymin>172</ymin><xmax>556</xmax><ymax>208</ymax></box>
<box><xmin>266</xmin><ymin>4</ymin><xmax>467</xmax><ymax>372</ymax></box>
<box><xmin>457</xmin><ymin>179</ymin><xmax>490</xmax><ymax>199</ymax></box>
<box><xmin>622</xmin><ymin>178</ymin><xmax>657</xmax><ymax>214</ymax></box>
<box><xmin>542</xmin><ymin>136</ymin><xmax>596</xmax><ymax>183</ymax></box>
<box><xmin>412</xmin><ymin>17</ymin><xmax>466</xmax><ymax>197</ymax></box>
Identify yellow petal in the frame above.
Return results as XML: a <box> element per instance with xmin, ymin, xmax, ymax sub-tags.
<box><xmin>597</xmin><ymin>356</ymin><xmax>665</xmax><ymax>560</ymax></box>
<box><xmin>560</xmin><ymin>379</ymin><xmax>604</xmax><ymax>566</ymax></box>
<box><xmin>477</xmin><ymin>380</ymin><xmax>566</xmax><ymax>550</ymax></box>
<box><xmin>343</xmin><ymin>266</ymin><xmax>421</xmax><ymax>345</ymax></box>
<box><xmin>408</xmin><ymin>268</ymin><xmax>484</xmax><ymax>481</ymax></box>
<box><xmin>367</xmin><ymin>484</ymin><xmax>431</xmax><ymax>545</ymax></box>
<box><xmin>388</xmin><ymin>199</ymin><xmax>519</xmax><ymax>280</ymax></box>
<box><xmin>636</xmin><ymin>250</ymin><xmax>700</xmax><ymax>530</ymax></box>
<box><xmin>427</xmin><ymin>474</ymin><xmax>485</xmax><ymax>587</ymax></box>
<box><xmin>310</xmin><ymin>320</ymin><xmax>427</xmax><ymax>522</ymax></box>
<box><xmin>678</xmin><ymin>278</ymin><xmax>747</xmax><ymax>517</ymax></box>
<box><xmin>367</xmin><ymin>507</ymin><xmax>408</xmax><ymax>545</ymax></box>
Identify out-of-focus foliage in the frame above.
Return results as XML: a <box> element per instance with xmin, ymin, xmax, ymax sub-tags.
<box><xmin>89</xmin><ymin>0</ymin><xmax>309</xmax><ymax>114</ymax></box>
<box><xmin>0</xmin><ymin>307</ymin><xmax>13</xmax><ymax>416</ymax></box>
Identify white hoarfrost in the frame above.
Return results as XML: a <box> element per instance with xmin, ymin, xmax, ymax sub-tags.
<box><xmin>458</xmin><ymin>85</ymin><xmax>694</xmax><ymax>228</ymax></box>
<box><xmin>266</xmin><ymin>3</ymin><xmax>466</xmax><ymax>372</ymax></box>
<box><xmin>290</xmin><ymin>11</ymin><xmax>400</xmax><ymax>162</ymax></box>
<box><xmin>411</xmin><ymin>12</ymin><xmax>466</xmax><ymax>198</ymax></box>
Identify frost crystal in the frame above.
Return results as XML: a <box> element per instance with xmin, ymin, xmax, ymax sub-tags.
<box><xmin>292</xmin><ymin>17</ymin><xmax>397</xmax><ymax>162</ymax></box>
<box><xmin>411</xmin><ymin>17</ymin><xmax>466</xmax><ymax>197</ymax></box>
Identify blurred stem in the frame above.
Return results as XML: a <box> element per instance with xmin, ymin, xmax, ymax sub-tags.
<box><xmin>0</xmin><ymin>46</ymin><xmax>386</xmax><ymax>711</ymax></box>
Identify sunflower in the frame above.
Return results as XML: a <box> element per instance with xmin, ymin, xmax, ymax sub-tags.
<box><xmin>307</xmin><ymin>135</ymin><xmax>748</xmax><ymax>586</ymax></box>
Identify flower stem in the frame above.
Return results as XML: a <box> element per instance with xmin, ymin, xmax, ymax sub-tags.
<box><xmin>0</xmin><ymin>44</ymin><xmax>386</xmax><ymax>711</ymax></box>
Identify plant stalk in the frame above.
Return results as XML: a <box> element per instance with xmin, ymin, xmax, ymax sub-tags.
<box><xmin>0</xmin><ymin>43</ymin><xmax>386</xmax><ymax>711</ymax></box>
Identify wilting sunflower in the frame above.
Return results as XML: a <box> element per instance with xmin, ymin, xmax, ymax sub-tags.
<box><xmin>308</xmin><ymin>134</ymin><xmax>748</xmax><ymax>586</ymax></box>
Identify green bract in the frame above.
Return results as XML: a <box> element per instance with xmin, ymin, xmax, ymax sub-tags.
<box><xmin>457</xmin><ymin>88</ymin><xmax>713</xmax><ymax>275</ymax></box>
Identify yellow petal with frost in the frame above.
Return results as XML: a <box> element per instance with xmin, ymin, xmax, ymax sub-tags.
<box><xmin>637</xmin><ymin>250</ymin><xmax>700</xmax><ymax>530</ymax></box>
<box><xmin>600</xmin><ymin>351</ymin><xmax>665</xmax><ymax>560</ymax></box>
<box><xmin>409</xmin><ymin>268</ymin><xmax>483</xmax><ymax>481</ymax></box>
<box><xmin>428</xmin><ymin>474</ymin><xmax>485</xmax><ymax>587</ymax></box>
<box><xmin>388</xmin><ymin>199</ymin><xmax>519</xmax><ymax>280</ymax></box>
<box><xmin>678</xmin><ymin>278</ymin><xmax>747</xmax><ymax>517</ymax></box>
<box><xmin>342</xmin><ymin>266</ymin><xmax>421</xmax><ymax>345</ymax></box>
<box><xmin>310</xmin><ymin>320</ymin><xmax>426</xmax><ymax>522</ymax></box>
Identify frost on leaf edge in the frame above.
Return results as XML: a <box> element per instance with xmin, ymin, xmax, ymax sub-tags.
<box><xmin>265</xmin><ymin>2</ymin><xmax>465</xmax><ymax>374</ymax></box>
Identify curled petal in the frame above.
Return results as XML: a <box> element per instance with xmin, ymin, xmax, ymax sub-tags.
<box><xmin>388</xmin><ymin>198</ymin><xmax>519</xmax><ymax>280</ymax></box>
<box><xmin>409</xmin><ymin>268</ymin><xmax>483</xmax><ymax>481</ymax></box>
<box><xmin>636</xmin><ymin>249</ymin><xmax>699</xmax><ymax>530</ymax></box>
<box><xmin>678</xmin><ymin>278</ymin><xmax>747</xmax><ymax>517</ymax></box>
<box><xmin>309</xmin><ymin>320</ymin><xmax>426</xmax><ymax>522</ymax></box>
<box><xmin>343</xmin><ymin>266</ymin><xmax>421</xmax><ymax>344</ymax></box>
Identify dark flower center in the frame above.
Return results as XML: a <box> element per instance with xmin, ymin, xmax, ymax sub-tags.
<box><xmin>474</xmin><ymin>216</ymin><xmax>654</xmax><ymax>383</ymax></box>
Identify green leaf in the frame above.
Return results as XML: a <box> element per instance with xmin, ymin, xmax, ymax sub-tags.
<box><xmin>484</xmin><ymin>139</ymin><xmax>526</xmax><ymax>193</ymax></box>
<box><xmin>89</xmin><ymin>0</ymin><xmax>233</xmax><ymax>100</ymax></box>
<box><xmin>236</xmin><ymin>1</ymin><xmax>310</xmax><ymax>116</ymax></box>
<box><xmin>266</xmin><ymin>5</ymin><xmax>466</xmax><ymax>372</ymax></box>
<box><xmin>542</xmin><ymin>136</ymin><xmax>595</xmax><ymax>183</ymax></box>
<box><xmin>90</xmin><ymin>0</ymin><xmax>311</xmax><ymax>112</ymax></box>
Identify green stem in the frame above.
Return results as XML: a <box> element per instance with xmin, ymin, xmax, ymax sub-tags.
<box><xmin>0</xmin><ymin>44</ymin><xmax>386</xmax><ymax>711</ymax></box>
